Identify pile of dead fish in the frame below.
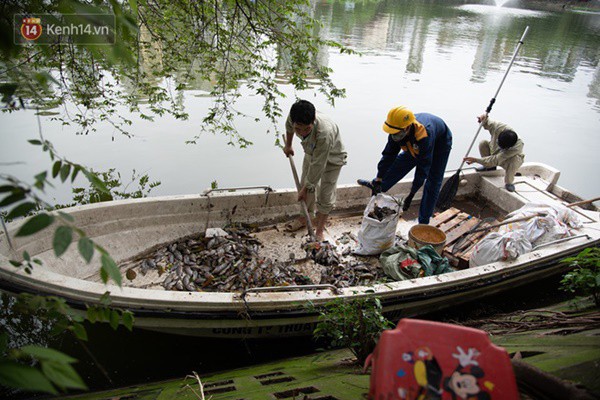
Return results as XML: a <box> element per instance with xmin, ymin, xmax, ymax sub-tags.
<box><xmin>319</xmin><ymin>261</ymin><xmax>386</xmax><ymax>288</ymax></box>
<box><xmin>368</xmin><ymin>205</ymin><xmax>397</xmax><ymax>221</ymax></box>
<box><xmin>125</xmin><ymin>226</ymin><xmax>390</xmax><ymax>292</ymax></box>
<box><xmin>128</xmin><ymin>227</ymin><xmax>304</xmax><ymax>292</ymax></box>
<box><xmin>303</xmin><ymin>240</ymin><xmax>340</xmax><ymax>266</ymax></box>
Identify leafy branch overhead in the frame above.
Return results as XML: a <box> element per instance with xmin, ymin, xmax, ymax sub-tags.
<box><xmin>1</xmin><ymin>0</ymin><xmax>352</xmax><ymax>146</ymax></box>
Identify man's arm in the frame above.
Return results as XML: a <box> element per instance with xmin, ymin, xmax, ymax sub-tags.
<box><xmin>376</xmin><ymin>137</ymin><xmax>401</xmax><ymax>180</ymax></box>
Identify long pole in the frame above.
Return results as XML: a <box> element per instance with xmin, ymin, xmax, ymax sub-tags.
<box><xmin>457</xmin><ymin>26</ymin><xmax>529</xmax><ymax>170</ymax></box>
<box><xmin>282</xmin><ymin>135</ymin><xmax>316</xmax><ymax>241</ymax></box>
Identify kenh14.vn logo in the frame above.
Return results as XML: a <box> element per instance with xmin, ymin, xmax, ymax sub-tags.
<box><xmin>21</xmin><ymin>17</ymin><xmax>43</xmax><ymax>41</ymax></box>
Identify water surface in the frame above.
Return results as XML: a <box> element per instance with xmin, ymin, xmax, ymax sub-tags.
<box><xmin>1</xmin><ymin>1</ymin><xmax>599</xmax><ymax>205</ymax></box>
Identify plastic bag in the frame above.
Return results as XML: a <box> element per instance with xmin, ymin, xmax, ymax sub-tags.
<box><xmin>499</xmin><ymin>203</ymin><xmax>573</xmax><ymax>245</ymax></box>
<box><xmin>380</xmin><ymin>244</ymin><xmax>454</xmax><ymax>281</ymax></box>
<box><xmin>353</xmin><ymin>193</ymin><xmax>402</xmax><ymax>256</ymax></box>
<box><xmin>469</xmin><ymin>231</ymin><xmax>532</xmax><ymax>268</ymax></box>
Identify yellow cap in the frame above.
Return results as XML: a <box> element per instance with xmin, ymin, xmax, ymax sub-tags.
<box><xmin>383</xmin><ymin>106</ymin><xmax>415</xmax><ymax>134</ymax></box>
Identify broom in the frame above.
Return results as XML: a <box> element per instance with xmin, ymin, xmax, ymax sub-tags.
<box><xmin>437</xmin><ymin>26</ymin><xmax>530</xmax><ymax>211</ymax></box>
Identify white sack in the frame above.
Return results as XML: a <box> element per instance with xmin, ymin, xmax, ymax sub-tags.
<box><xmin>469</xmin><ymin>231</ymin><xmax>532</xmax><ymax>268</ymax></box>
<box><xmin>499</xmin><ymin>203</ymin><xmax>576</xmax><ymax>245</ymax></box>
<box><xmin>353</xmin><ymin>193</ymin><xmax>402</xmax><ymax>256</ymax></box>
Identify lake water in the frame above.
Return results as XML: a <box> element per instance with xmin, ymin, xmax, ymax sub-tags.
<box><xmin>1</xmin><ymin>1</ymin><xmax>599</xmax><ymax>206</ymax></box>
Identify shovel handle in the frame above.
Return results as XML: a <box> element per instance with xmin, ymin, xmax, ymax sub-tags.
<box><xmin>566</xmin><ymin>196</ymin><xmax>600</xmax><ymax>208</ymax></box>
<box><xmin>469</xmin><ymin>212</ymin><xmax>546</xmax><ymax>234</ymax></box>
<box><xmin>283</xmin><ymin>136</ymin><xmax>316</xmax><ymax>241</ymax></box>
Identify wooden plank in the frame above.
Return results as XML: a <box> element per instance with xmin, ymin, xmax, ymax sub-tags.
<box><xmin>443</xmin><ymin>251</ymin><xmax>460</xmax><ymax>268</ymax></box>
<box><xmin>430</xmin><ymin>208</ymin><xmax>460</xmax><ymax>227</ymax></box>
<box><xmin>444</xmin><ymin>218</ymin><xmax>480</xmax><ymax>246</ymax></box>
<box><xmin>439</xmin><ymin>212</ymin><xmax>470</xmax><ymax>233</ymax></box>
<box><xmin>453</xmin><ymin>219</ymin><xmax>499</xmax><ymax>256</ymax></box>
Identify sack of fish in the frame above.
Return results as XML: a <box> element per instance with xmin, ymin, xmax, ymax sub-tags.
<box><xmin>353</xmin><ymin>193</ymin><xmax>402</xmax><ymax>256</ymax></box>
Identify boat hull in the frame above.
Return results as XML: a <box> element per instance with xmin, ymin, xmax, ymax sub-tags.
<box><xmin>1</xmin><ymin>163</ymin><xmax>599</xmax><ymax>338</ymax></box>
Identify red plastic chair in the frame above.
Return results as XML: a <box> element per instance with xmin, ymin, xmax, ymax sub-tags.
<box><xmin>364</xmin><ymin>318</ymin><xmax>519</xmax><ymax>399</ymax></box>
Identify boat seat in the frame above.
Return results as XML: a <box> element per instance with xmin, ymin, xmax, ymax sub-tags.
<box><xmin>364</xmin><ymin>318</ymin><xmax>519</xmax><ymax>399</ymax></box>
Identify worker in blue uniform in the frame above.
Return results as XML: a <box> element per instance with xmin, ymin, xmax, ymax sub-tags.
<box><xmin>358</xmin><ymin>106</ymin><xmax>453</xmax><ymax>225</ymax></box>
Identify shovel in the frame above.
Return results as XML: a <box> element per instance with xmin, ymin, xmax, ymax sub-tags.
<box><xmin>283</xmin><ymin>136</ymin><xmax>340</xmax><ymax>266</ymax></box>
<box><xmin>286</xmin><ymin>151</ymin><xmax>316</xmax><ymax>241</ymax></box>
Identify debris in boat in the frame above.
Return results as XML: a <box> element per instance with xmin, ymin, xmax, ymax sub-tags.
<box><xmin>303</xmin><ymin>240</ymin><xmax>340</xmax><ymax>266</ymax></box>
<box><xmin>123</xmin><ymin>225</ymin><xmax>390</xmax><ymax>292</ymax></box>
<box><xmin>126</xmin><ymin>268</ymin><xmax>137</xmax><ymax>281</ymax></box>
<box><xmin>368</xmin><ymin>204</ymin><xmax>398</xmax><ymax>221</ymax></box>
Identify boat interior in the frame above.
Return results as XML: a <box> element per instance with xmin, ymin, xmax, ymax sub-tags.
<box><xmin>1</xmin><ymin>162</ymin><xmax>598</xmax><ymax>299</ymax></box>
<box><xmin>94</xmin><ymin>163</ymin><xmax>599</xmax><ymax>291</ymax></box>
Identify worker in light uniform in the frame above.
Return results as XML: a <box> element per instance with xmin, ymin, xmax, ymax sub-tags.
<box><xmin>358</xmin><ymin>106</ymin><xmax>453</xmax><ymax>225</ymax></box>
<box><xmin>463</xmin><ymin>113</ymin><xmax>525</xmax><ymax>192</ymax></box>
<box><xmin>283</xmin><ymin>100</ymin><xmax>347</xmax><ymax>241</ymax></box>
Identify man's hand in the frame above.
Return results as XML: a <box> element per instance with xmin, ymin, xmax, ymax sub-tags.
<box><xmin>298</xmin><ymin>186</ymin><xmax>308</xmax><ymax>202</ymax></box>
<box><xmin>477</xmin><ymin>113</ymin><xmax>488</xmax><ymax>124</ymax></box>
<box><xmin>358</xmin><ymin>178</ymin><xmax>382</xmax><ymax>196</ymax></box>
<box><xmin>283</xmin><ymin>144</ymin><xmax>294</xmax><ymax>157</ymax></box>
<box><xmin>402</xmin><ymin>191</ymin><xmax>415</xmax><ymax>211</ymax></box>
<box><xmin>371</xmin><ymin>180</ymin><xmax>382</xmax><ymax>196</ymax></box>
<box><xmin>463</xmin><ymin>156</ymin><xmax>478</xmax><ymax>165</ymax></box>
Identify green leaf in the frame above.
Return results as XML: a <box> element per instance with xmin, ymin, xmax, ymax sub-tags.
<box><xmin>71</xmin><ymin>166</ymin><xmax>81</xmax><ymax>182</ymax></box>
<box><xmin>0</xmin><ymin>361</ymin><xmax>58</xmax><ymax>394</ymax></box>
<box><xmin>0</xmin><ymin>192</ymin><xmax>26</xmax><ymax>208</ymax></box>
<box><xmin>0</xmin><ymin>185</ymin><xmax>15</xmax><ymax>193</ymax></box>
<box><xmin>41</xmin><ymin>361</ymin><xmax>87</xmax><ymax>391</ymax></box>
<box><xmin>28</xmin><ymin>139</ymin><xmax>43</xmax><ymax>146</ymax></box>
<box><xmin>6</xmin><ymin>202</ymin><xmax>37</xmax><ymax>220</ymax></box>
<box><xmin>60</xmin><ymin>164</ymin><xmax>71</xmax><ymax>183</ymax></box>
<box><xmin>71</xmin><ymin>323</ymin><xmax>88</xmax><ymax>341</ymax></box>
<box><xmin>86</xmin><ymin>307</ymin><xmax>98</xmax><ymax>323</ymax></box>
<box><xmin>129</xmin><ymin>0</ymin><xmax>138</xmax><ymax>16</ymax></box>
<box><xmin>78</xmin><ymin>237</ymin><xmax>94</xmax><ymax>263</ymax></box>
<box><xmin>57</xmin><ymin>211</ymin><xmax>75</xmax><ymax>223</ymax></box>
<box><xmin>101</xmin><ymin>253</ymin><xmax>122</xmax><ymax>286</ymax></box>
<box><xmin>121</xmin><ymin>311</ymin><xmax>134</xmax><ymax>331</ymax></box>
<box><xmin>21</xmin><ymin>345</ymin><xmax>77</xmax><ymax>364</ymax></box>
<box><xmin>16</xmin><ymin>213</ymin><xmax>55</xmax><ymax>237</ymax></box>
<box><xmin>52</xmin><ymin>161</ymin><xmax>62</xmax><ymax>178</ymax></box>
<box><xmin>53</xmin><ymin>226</ymin><xmax>73</xmax><ymax>257</ymax></box>
<box><xmin>82</xmin><ymin>170</ymin><xmax>110</xmax><ymax>194</ymax></box>
<box><xmin>109</xmin><ymin>310</ymin><xmax>120</xmax><ymax>330</ymax></box>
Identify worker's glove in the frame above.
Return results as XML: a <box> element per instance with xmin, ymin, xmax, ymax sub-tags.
<box><xmin>402</xmin><ymin>191</ymin><xmax>415</xmax><ymax>211</ymax></box>
<box><xmin>357</xmin><ymin>179</ymin><xmax>382</xmax><ymax>196</ymax></box>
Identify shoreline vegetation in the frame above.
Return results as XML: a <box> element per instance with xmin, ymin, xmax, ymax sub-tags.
<box><xmin>506</xmin><ymin>0</ymin><xmax>600</xmax><ymax>11</ymax></box>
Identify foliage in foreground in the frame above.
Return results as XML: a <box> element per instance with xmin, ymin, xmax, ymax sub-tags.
<box><xmin>0</xmin><ymin>293</ymin><xmax>133</xmax><ymax>395</ymax></box>
<box><xmin>1</xmin><ymin>0</ymin><xmax>351</xmax><ymax>146</ymax></box>
<box><xmin>560</xmin><ymin>247</ymin><xmax>600</xmax><ymax>307</ymax></box>
<box><xmin>312</xmin><ymin>297</ymin><xmax>394</xmax><ymax>365</ymax></box>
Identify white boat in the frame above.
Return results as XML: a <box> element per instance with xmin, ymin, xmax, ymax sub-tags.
<box><xmin>1</xmin><ymin>163</ymin><xmax>598</xmax><ymax>338</ymax></box>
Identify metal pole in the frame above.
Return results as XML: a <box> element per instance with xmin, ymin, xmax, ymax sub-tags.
<box><xmin>1</xmin><ymin>216</ymin><xmax>14</xmax><ymax>251</ymax></box>
<box><xmin>457</xmin><ymin>26</ymin><xmax>530</xmax><ymax>171</ymax></box>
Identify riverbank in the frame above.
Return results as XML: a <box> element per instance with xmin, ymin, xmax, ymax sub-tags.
<box><xmin>515</xmin><ymin>0</ymin><xmax>600</xmax><ymax>12</ymax></box>
<box><xmin>57</xmin><ymin>295</ymin><xmax>599</xmax><ymax>400</ymax></box>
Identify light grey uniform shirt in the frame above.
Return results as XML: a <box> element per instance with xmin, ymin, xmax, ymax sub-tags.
<box><xmin>476</xmin><ymin>119</ymin><xmax>525</xmax><ymax>167</ymax></box>
<box><xmin>286</xmin><ymin>112</ymin><xmax>347</xmax><ymax>191</ymax></box>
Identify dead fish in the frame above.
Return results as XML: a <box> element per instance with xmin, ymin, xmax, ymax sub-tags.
<box><xmin>126</xmin><ymin>268</ymin><xmax>137</xmax><ymax>281</ymax></box>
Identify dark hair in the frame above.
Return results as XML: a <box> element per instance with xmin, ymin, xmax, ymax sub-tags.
<box><xmin>498</xmin><ymin>130</ymin><xmax>518</xmax><ymax>149</ymax></box>
<box><xmin>290</xmin><ymin>100</ymin><xmax>316</xmax><ymax>125</ymax></box>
